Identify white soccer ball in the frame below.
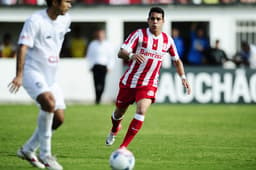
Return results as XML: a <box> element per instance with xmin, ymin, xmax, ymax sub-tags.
<box><xmin>109</xmin><ymin>148</ymin><xmax>135</xmax><ymax>170</ymax></box>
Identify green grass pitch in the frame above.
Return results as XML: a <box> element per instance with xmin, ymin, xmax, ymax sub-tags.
<box><xmin>0</xmin><ymin>104</ymin><xmax>256</xmax><ymax>170</ymax></box>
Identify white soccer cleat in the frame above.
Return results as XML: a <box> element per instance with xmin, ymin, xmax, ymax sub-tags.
<box><xmin>40</xmin><ymin>155</ymin><xmax>63</xmax><ymax>170</ymax></box>
<box><xmin>17</xmin><ymin>148</ymin><xmax>45</xmax><ymax>169</ymax></box>
<box><xmin>106</xmin><ymin>132</ymin><xmax>117</xmax><ymax>146</ymax></box>
<box><xmin>106</xmin><ymin>124</ymin><xmax>122</xmax><ymax>146</ymax></box>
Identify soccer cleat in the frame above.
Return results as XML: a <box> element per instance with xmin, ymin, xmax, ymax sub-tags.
<box><xmin>17</xmin><ymin>147</ymin><xmax>45</xmax><ymax>169</ymax></box>
<box><xmin>39</xmin><ymin>155</ymin><xmax>63</xmax><ymax>170</ymax></box>
<box><xmin>106</xmin><ymin>124</ymin><xmax>122</xmax><ymax>146</ymax></box>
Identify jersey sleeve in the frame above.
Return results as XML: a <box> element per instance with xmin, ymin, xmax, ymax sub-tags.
<box><xmin>18</xmin><ymin>18</ymin><xmax>38</xmax><ymax>48</ymax></box>
<box><xmin>121</xmin><ymin>29</ymin><xmax>139</xmax><ymax>53</ymax></box>
<box><xmin>168</xmin><ymin>38</ymin><xmax>180</xmax><ymax>61</ymax></box>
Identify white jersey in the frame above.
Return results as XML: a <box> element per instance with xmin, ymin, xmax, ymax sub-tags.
<box><xmin>18</xmin><ymin>9</ymin><xmax>71</xmax><ymax>85</ymax></box>
<box><xmin>86</xmin><ymin>40</ymin><xmax>115</xmax><ymax>70</ymax></box>
<box><xmin>120</xmin><ymin>28</ymin><xmax>179</xmax><ymax>88</ymax></box>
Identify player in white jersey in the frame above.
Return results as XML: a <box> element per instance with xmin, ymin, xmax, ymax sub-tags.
<box><xmin>106</xmin><ymin>7</ymin><xmax>191</xmax><ymax>149</ymax></box>
<box><xmin>8</xmin><ymin>0</ymin><xmax>72</xmax><ymax>169</ymax></box>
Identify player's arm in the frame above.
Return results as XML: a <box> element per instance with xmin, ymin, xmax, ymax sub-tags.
<box><xmin>118</xmin><ymin>48</ymin><xmax>145</xmax><ymax>64</ymax></box>
<box><xmin>173</xmin><ymin>59</ymin><xmax>191</xmax><ymax>95</ymax></box>
<box><xmin>8</xmin><ymin>44</ymin><xmax>28</xmax><ymax>93</ymax></box>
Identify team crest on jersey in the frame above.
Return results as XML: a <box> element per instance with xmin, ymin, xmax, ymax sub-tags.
<box><xmin>147</xmin><ymin>90</ymin><xmax>154</xmax><ymax>96</ymax></box>
<box><xmin>46</xmin><ymin>35</ymin><xmax>52</xmax><ymax>39</ymax></box>
<box><xmin>35</xmin><ymin>82</ymin><xmax>42</xmax><ymax>89</ymax></box>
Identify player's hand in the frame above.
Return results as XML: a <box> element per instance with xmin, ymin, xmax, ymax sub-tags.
<box><xmin>8</xmin><ymin>76</ymin><xmax>23</xmax><ymax>94</ymax></box>
<box><xmin>132</xmin><ymin>54</ymin><xmax>145</xmax><ymax>64</ymax></box>
<box><xmin>182</xmin><ymin>78</ymin><xmax>191</xmax><ymax>95</ymax></box>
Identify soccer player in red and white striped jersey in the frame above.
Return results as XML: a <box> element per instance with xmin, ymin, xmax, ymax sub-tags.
<box><xmin>106</xmin><ymin>7</ymin><xmax>191</xmax><ymax>148</ymax></box>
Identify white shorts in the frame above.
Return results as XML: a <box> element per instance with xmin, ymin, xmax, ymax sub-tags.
<box><xmin>23</xmin><ymin>71</ymin><xmax>66</xmax><ymax>110</ymax></box>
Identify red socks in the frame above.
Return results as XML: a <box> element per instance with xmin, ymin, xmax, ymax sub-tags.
<box><xmin>120</xmin><ymin>117</ymin><xmax>144</xmax><ymax>148</ymax></box>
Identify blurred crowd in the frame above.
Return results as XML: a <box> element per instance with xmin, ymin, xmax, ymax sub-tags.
<box><xmin>0</xmin><ymin>0</ymin><xmax>256</xmax><ymax>5</ymax></box>
<box><xmin>1</xmin><ymin>24</ymin><xmax>256</xmax><ymax>69</ymax></box>
<box><xmin>171</xmin><ymin>24</ymin><xmax>256</xmax><ymax>68</ymax></box>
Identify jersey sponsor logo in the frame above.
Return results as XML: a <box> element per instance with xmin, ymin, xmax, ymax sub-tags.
<box><xmin>140</xmin><ymin>49</ymin><xmax>162</xmax><ymax>59</ymax></box>
<box><xmin>147</xmin><ymin>90</ymin><xmax>155</xmax><ymax>96</ymax></box>
<box><xmin>48</xmin><ymin>56</ymin><xmax>59</xmax><ymax>63</ymax></box>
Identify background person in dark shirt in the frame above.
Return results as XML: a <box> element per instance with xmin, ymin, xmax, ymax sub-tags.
<box><xmin>205</xmin><ymin>39</ymin><xmax>228</xmax><ymax>66</ymax></box>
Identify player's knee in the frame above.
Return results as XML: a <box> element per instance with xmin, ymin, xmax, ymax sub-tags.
<box><xmin>41</xmin><ymin>100</ymin><xmax>55</xmax><ymax>112</ymax></box>
<box><xmin>37</xmin><ymin>93</ymin><xmax>56</xmax><ymax>112</ymax></box>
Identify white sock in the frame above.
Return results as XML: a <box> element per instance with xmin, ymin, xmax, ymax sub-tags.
<box><xmin>134</xmin><ymin>113</ymin><xmax>145</xmax><ymax>121</ymax></box>
<box><xmin>38</xmin><ymin>110</ymin><xmax>54</xmax><ymax>159</ymax></box>
<box><xmin>23</xmin><ymin>127</ymin><xmax>39</xmax><ymax>153</ymax></box>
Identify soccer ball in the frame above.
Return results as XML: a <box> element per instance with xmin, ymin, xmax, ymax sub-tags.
<box><xmin>109</xmin><ymin>148</ymin><xmax>135</xmax><ymax>170</ymax></box>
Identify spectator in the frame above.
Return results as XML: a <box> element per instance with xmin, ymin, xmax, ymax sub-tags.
<box><xmin>172</xmin><ymin>28</ymin><xmax>185</xmax><ymax>60</ymax></box>
<box><xmin>233</xmin><ymin>41</ymin><xmax>256</xmax><ymax>68</ymax></box>
<box><xmin>187</xmin><ymin>24</ymin><xmax>210</xmax><ymax>65</ymax></box>
<box><xmin>86</xmin><ymin>28</ymin><xmax>115</xmax><ymax>104</ymax></box>
<box><xmin>69</xmin><ymin>26</ymin><xmax>87</xmax><ymax>58</ymax></box>
<box><xmin>205</xmin><ymin>39</ymin><xmax>229</xmax><ymax>66</ymax></box>
<box><xmin>0</xmin><ymin>33</ymin><xmax>16</xmax><ymax>58</ymax></box>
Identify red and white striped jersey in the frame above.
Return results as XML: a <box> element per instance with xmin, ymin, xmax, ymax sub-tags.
<box><xmin>120</xmin><ymin>28</ymin><xmax>180</xmax><ymax>88</ymax></box>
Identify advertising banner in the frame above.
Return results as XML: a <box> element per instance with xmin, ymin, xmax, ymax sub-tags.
<box><xmin>157</xmin><ymin>67</ymin><xmax>256</xmax><ymax>104</ymax></box>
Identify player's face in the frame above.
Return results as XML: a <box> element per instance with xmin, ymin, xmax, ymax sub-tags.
<box><xmin>56</xmin><ymin>0</ymin><xmax>72</xmax><ymax>15</ymax></box>
<box><xmin>148</xmin><ymin>12</ymin><xmax>164</xmax><ymax>36</ymax></box>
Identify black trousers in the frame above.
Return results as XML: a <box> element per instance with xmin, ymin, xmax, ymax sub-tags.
<box><xmin>92</xmin><ymin>64</ymin><xmax>107</xmax><ymax>104</ymax></box>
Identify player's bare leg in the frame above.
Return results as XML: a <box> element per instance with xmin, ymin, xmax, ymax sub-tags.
<box><xmin>120</xmin><ymin>98</ymin><xmax>152</xmax><ymax>148</ymax></box>
<box><xmin>52</xmin><ymin>109</ymin><xmax>64</xmax><ymax>130</ymax></box>
<box><xmin>106</xmin><ymin>106</ymin><xmax>128</xmax><ymax>146</ymax></box>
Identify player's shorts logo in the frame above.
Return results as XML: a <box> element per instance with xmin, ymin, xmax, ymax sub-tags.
<box><xmin>147</xmin><ymin>90</ymin><xmax>154</xmax><ymax>96</ymax></box>
<box><xmin>46</xmin><ymin>35</ymin><xmax>52</xmax><ymax>39</ymax></box>
<box><xmin>117</xmin><ymin>100</ymin><xmax>123</xmax><ymax>104</ymax></box>
<box><xmin>35</xmin><ymin>82</ymin><xmax>42</xmax><ymax>89</ymax></box>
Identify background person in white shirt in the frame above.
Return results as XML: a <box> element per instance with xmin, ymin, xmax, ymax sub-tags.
<box><xmin>8</xmin><ymin>0</ymin><xmax>72</xmax><ymax>169</ymax></box>
<box><xmin>86</xmin><ymin>28</ymin><xmax>115</xmax><ymax>104</ymax></box>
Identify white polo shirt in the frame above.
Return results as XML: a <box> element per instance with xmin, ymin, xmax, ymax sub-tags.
<box><xmin>86</xmin><ymin>40</ymin><xmax>115</xmax><ymax>70</ymax></box>
<box><xmin>18</xmin><ymin>9</ymin><xmax>71</xmax><ymax>85</ymax></box>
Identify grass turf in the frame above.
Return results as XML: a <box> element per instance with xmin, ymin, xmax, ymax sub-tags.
<box><xmin>0</xmin><ymin>104</ymin><xmax>256</xmax><ymax>170</ymax></box>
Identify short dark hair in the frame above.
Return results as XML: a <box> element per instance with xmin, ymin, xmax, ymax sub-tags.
<box><xmin>45</xmin><ymin>0</ymin><xmax>62</xmax><ymax>7</ymax></box>
<box><xmin>148</xmin><ymin>7</ymin><xmax>165</xmax><ymax>19</ymax></box>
